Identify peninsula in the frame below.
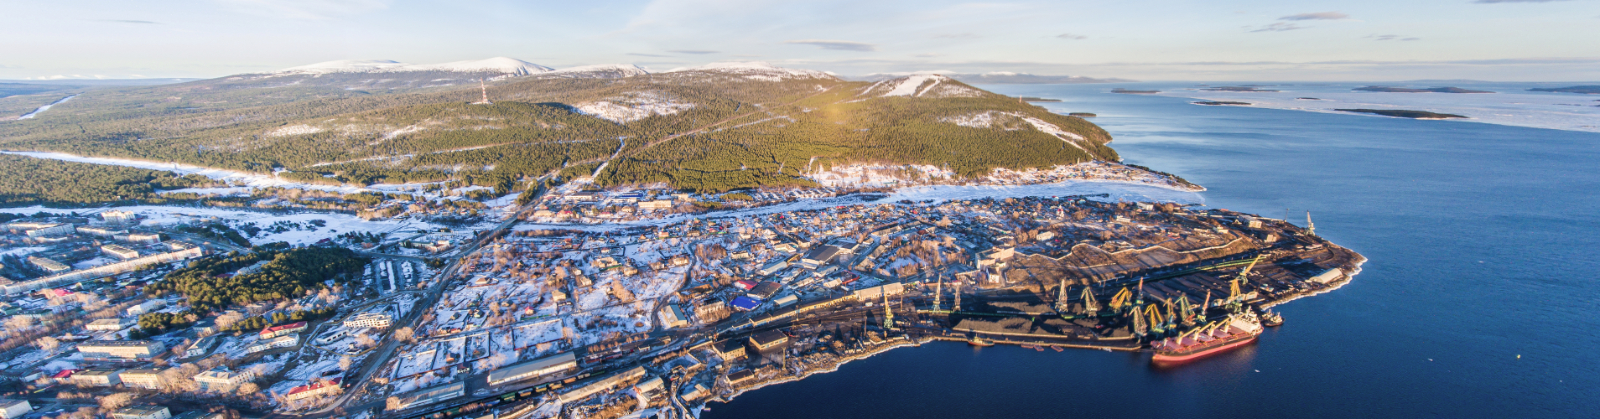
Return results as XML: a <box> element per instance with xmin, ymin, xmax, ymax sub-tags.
<box><xmin>1353</xmin><ymin>86</ymin><xmax>1494</xmax><ymax>94</ymax></box>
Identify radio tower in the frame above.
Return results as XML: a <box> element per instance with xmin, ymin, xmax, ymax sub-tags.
<box><xmin>473</xmin><ymin>78</ymin><xmax>492</xmax><ymax>105</ymax></box>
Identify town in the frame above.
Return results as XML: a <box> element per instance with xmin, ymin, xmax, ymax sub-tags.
<box><xmin>0</xmin><ymin>179</ymin><xmax>1361</xmax><ymax>419</ymax></box>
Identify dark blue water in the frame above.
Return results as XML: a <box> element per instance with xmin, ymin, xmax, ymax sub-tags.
<box><xmin>705</xmin><ymin>83</ymin><xmax>1600</xmax><ymax>418</ymax></box>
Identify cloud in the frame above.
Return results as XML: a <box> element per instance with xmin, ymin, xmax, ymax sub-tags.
<box><xmin>1370</xmin><ymin>34</ymin><xmax>1421</xmax><ymax>41</ymax></box>
<box><xmin>1475</xmin><ymin>0</ymin><xmax>1569</xmax><ymax>3</ymax></box>
<box><xmin>98</xmin><ymin>19</ymin><xmax>160</xmax><ymax>24</ymax></box>
<box><xmin>627</xmin><ymin>53</ymin><xmax>672</xmax><ymax>57</ymax></box>
<box><xmin>1251</xmin><ymin>22</ymin><xmax>1305</xmax><ymax>32</ymax></box>
<box><xmin>913</xmin><ymin>53</ymin><xmax>941</xmax><ymax>58</ymax></box>
<box><xmin>934</xmin><ymin>33</ymin><xmax>979</xmax><ymax>39</ymax></box>
<box><xmin>668</xmin><ymin>50</ymin><xmax>719</xmax><ymax>54</ymax></box>
<box><xmin>1280</xmin><ymin>11</ymin><xmax>1349</xmax><ymax>20</ymax></box>
<box><xmin>218</xmin><ymin>0</ymin><xmax>392</xmax><ymax>20</ymax></box>
<box><xmin>785</xmin><ymin>39</ymin><xmax>876</xmax><ymax>51</ymax></box>
<box><xmin>1056</xmin><ymin>33</ymin><xmax>1088</xmax><ymax>40</ymax></box>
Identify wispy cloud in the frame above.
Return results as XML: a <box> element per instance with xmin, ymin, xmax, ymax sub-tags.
<box><xmin>628</xmin><ymin>53</ymin><xmax>672</xmax><ymax>57</ymax></box>
<box><xmin>785</xmin><ymin>39</ymin><xmax>876</xmax><ymax>51</ymax></box>
<box><xmin>1251</xmin><ymin>22</ymin><xmax>1305</xmax><ymax>32</ymax></box>
<box><xmin>934</xmin><ymin>33</ymin><xmax>979</xmax><ymax>39</ymax></box>
<box><xmin>1475</xmin><ymin>0</ymin><xmax>1570</xmax><ymax>3</ymax></box>
<box><xmin>668</xmin><ymin>50</ymin><xmax>719</xmax><ymax>54</ymax></box>
<box><xmin>98</xmin><ymin>19</ymin><xmax>160</xmax><ymax>24</ymax></box>
<box><xmin>1280</xmin><ymin>11</ymin><xmax>1349</xmax><ymax>20</ymax></box>
<box><xmin>1056</xmin><ymin>33</ymin><xmax>1087</xmax><ymax>40</ymax></box>
<box><xmin>219</xmin><ymin>0</ymin><xmax>392</xmax><ymax>20</ymax></box>
<box><xmin>1370</xmin><ymin>34</ymin><xmax>1421</xmax><ymax>41</ymax></box>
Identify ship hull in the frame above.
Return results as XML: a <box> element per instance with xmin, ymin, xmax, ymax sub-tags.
<box><xmin>1151</xmin><ymin>334</ymin><xmax>1257</xmax><ymax>363</ymax></box>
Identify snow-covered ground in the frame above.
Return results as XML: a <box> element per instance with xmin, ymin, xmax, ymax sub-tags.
<box><xmin>575</xmin><ymin>92</ymin><xmax>696</xmax><ymax>123</ymax></box>
<box><xmin>18</xmin><ymin>95</ymin><xmax>75</xmax><ymax>120</ymax></box>
<box><xmin>10</xmin><ymin>205</ymin><xmax>441</xmax><ymax>246</ymax></box>
<box><xmin>275</xmin><ymin>57</ymin><xmax>551</xmax><ymax>76</ymax></box>
<box><xmin>1156</xmin><ymin>83</ymin><xmax>1600</xmax><ymax>133</ymax></box>
<box><xmin>665</xmin><ymin>62</ymin><xmax>835</xmax><ymax>81</ymax></box>
<box><xmin>0</xmin><ymin>151</ymin><xmax>373</xmax><ymax>194</ymax></box>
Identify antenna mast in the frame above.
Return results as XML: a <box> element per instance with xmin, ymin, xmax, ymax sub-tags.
<box><xmin>474</xmin><ymin>78</ymin><xmax>492</xmax><ymax>105</ymax></box>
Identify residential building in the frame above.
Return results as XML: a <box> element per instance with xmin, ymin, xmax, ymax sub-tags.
<box><xmin>87</xmin><ymin>317</ymin><xmax>135</xmax><ymax>331</ymax></box>
<box><xmin>121</xmin><ymin>233</ymin><xmax>161</xmax><ymax>243</ymax></box>
<box><xmin>28</xmin><ymin>256</ymin><xmax>71</xmax><ymax>274</ymax></box>
<box><xmin>694</xmin><ymin>299</ymin><xmax>729</xmax><ymax>323</ymax></box>
<box><xmin>185</xmin><ymin>335</ymin><xmax>219</xmax><ymax>358</ymax></box>
<box><xmin>247</xmin><ymin>335</ymin><xmax>298</xmax><ymax>353</ymax></box>
<box><xmin>111</xmin><ymin>406</ymin><xmax>170</xmax><ymax>419</ymax></box>
<box><xmin>101</xmin><ymin>210</ymin><xmax>138</xmax><ymax>224</ymax></box>
<box><xmin>78</xmin><ymin>226</ymin><xmax>127</xmax><ymax>237</ymax></box>
<box><xmin>8</xmin><ymin>222</ymin><xmax>75</xmax><ymax>238</ymax></box>
<box><xmin>193</xmin><ymin>367</ymin><xmax>255</xmax><ymax>392</ymax></box>
<box><xmin>72</xmin><ymin>368</ymin><xmax>122</xmax><ymax>387</ymax></box>
<box><xmin>713</xmin><ymin>340</ymin><xmax>746</xmax><ymax>361</ymax></box>
<box><xmin>0</xmin><ymin>399</ymin><xmax>31</xmax><ymax>419</ymax></box>
<box><xmin>284</xmin><ymin>378</ymin><xmax>341</xmax><ymax>402</ymax></box>
<box><xmin>102</xmin><ymin>244</ymin><xmax>140</xmax><ymax>260</ymax></box>
<box><xmin>119</xmin><ymin>368</ymin><xmax>166</xmax><ymax>390</ymax></box>
<box><xmin>260</xmin><ymin>321</ymin><xmax>307</xmax><ymax>339</ymax></box>
<box><xmin>78</xmin><ymin>340</ymin><xmax>166</xmax><ymax>361</ymax></box>
<box><xmin>343</xmin><ymin>312</ymin><xmax>392</xmax><ymax>329</ymax></box>
<box><xmin>126</xmin><ymin>300</ymin><xmax>165</xmax><ymax>316</ymax></box>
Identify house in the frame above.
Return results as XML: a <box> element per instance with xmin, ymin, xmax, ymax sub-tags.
<box><xmin>111</xmin><ymin>406</ymin><xmax>170</xmax><ymax>419</ymax></box>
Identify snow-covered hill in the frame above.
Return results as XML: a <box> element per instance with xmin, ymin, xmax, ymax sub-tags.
<box><xmin>665</xmin><ymin>62</ymin><xmax>835</xmax><ymax>81</ymax></box>
<box><xmin>543</xmin><ymin>64</ymin><xmax>650</xmax><ymax>79</ymax></box>
<box><xmin>859</xmin><ymin>75</ymin><xmax>983</xmax><ymax>98</ymax></box>
<box><xmin>275</xmin><ymin>57</ymin><xmax>552</xmax><ymax>76</ymax></box>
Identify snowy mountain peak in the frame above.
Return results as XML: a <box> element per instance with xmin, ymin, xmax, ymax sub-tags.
<box><xmin>545</xmin><ymin>64</ymin><xmax>650</xmax><ymax>78</ymax></box>
<box><xmin>274</xmin><ymin>57</ymin><xmax>551</xmax><ymax>75</ymax></box>
<box><xmin>665</xmin><ymin>62</ymin><xmax>836</xmax><ymax>81</ymax></box>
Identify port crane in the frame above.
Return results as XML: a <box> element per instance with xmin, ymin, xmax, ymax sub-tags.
<box><xmin>1177</xmin><ymin>295</ymin><xmax>1198</xmax><ymax>327</ymax></box>
<box><xmin>1225</xmin><ymin>255</ymin><xmax>1265</xmax><ymax>313</ymax></box>
<box><xmin>1145</xmin><ymin>305</ymin><xmax>1166</xmax><ymax>335</ymax></box>
<box><xmin>1110</xmin><ymin>287</ymin><xmax>1134</xmax><ymax>312</ymax></box>
<box><xmin>1081</xmin><ymin>286</ymin><xmax>1100</xmax><ymax>316</ymax></box>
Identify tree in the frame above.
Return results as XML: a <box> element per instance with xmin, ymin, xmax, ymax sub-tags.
<box><xmin>99</xmin><ymin>392</ymin><xmax>136</xmax><ymax>411</ymax></box>
<box><xmin>394</xmin><ymin>326</ymin><xmax>415</xmax><ymax>343</ymax></box>
<box><xmin>339</xmin><ymin>356</ymin><xmax>354</xmax><ymax>371</ymax></box>
<box><xmin>236</xmin><ymin>382</ymin><xmax>261</xmax><ymax>398</ymax></box>
<box><xmin>35</xmin><ymin>336</ymin><xmax>60</xmax><ymax>352</ymax></box>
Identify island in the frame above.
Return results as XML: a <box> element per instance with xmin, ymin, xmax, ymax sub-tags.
<box><xmin>1111</xmin><ymin>88</ymin><xmax>1159</xmax><ymax>94</ymax></box>
<box><xmin>1201</xmin><ymin>86</ymin><xmax>1279</xmax><ymax>92</ymax></box>
<box><xmin>1529</xmin><ymin>86</ymin><xmax>1600</xmax><ymax>94</ymax></box>
<box><xmin>1335</xmin><ymin>109</ymin><xmax>1468</xmax><ymax>119</ymax></box>
<box><xmin>1193</xmin><ymin>101</ymin><xmax>1251</xmax><ymax>106</ymax></box>
<box><xmin>1295</xmin><ymin>97</ymin><xmax>1322</xmax><ymax>100</ymax></box>
<box><xmin>1069</xmin><ymin>112</ymin><xmax>1097</xmax><ymax>117</ymax></box>
<box><xmin>1353</xmin><ymin>86</ymin><xmax>1494</xmax><ymax>94</ymax></box>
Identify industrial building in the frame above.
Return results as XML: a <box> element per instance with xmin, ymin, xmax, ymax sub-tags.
<box><xmin>657</xmin><ymin>305</ymin><xmax>688</xmax><ymax>329</ymax></box>
<box><xmin>111</xmin><ymin>406</ymin><xmax>170</xmax><ymax>419</ymax></box>
<box><xmin>486</xmin><ymin>352</ymin><xmax>578</xmax><ymax>386</ymax></box>
<box><xmin>395</xmin><ymin>382</ymin><xmax>464</xmax><ymax>410</ymax></box>
<box><xmin>748</xmin><ymin>330</ymin><xmax>789</xmax><ymax>352</ymax></box>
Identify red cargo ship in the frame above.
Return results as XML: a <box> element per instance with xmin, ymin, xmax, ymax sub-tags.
<box><xmin>1151</xmin><ymin>312</ymin><xmax>1263</xmax><ymax>363</ymax></box>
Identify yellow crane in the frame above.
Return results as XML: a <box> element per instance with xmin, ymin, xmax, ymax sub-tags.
<box><xmin>1110</xmin><ymin>287</ymin><xmax>1133</xmax><ymax>312</ymax></box>
<box><xmin>1146</xmin><ymin>304</ymin><xmax>1165</xmax><ymax>334</ymax></box>
<box><xmin>1082</xmin><ymin>286</ymin><xmax>1101</xmax><ymax>316</ymax></box>
<box><xmin>1226</xmin><ymin>255</ymin><xmax>1265</xmax><ymax>313</ymax></box>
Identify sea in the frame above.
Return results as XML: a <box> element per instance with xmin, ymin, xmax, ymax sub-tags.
<box><xmin>704</xmin><ymin>82</ymin><xmax>1600</xmax><ymax>418</ymax></box>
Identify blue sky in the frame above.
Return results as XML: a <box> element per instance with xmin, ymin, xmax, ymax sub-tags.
<box><xmin>3</xmin><ymin>0</ymin><xmax>1597</xmax><ymax>81</ymax></box>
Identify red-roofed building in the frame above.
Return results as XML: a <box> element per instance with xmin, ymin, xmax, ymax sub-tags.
<box><xmin>733</xmin><ymin>280</ymin><xmax>756</xmax><ymax>291</ymax></box>
<box><xmin>260</xmin><ymin>321</ymin><xmax>307</xmax><ymax>339</ymax></box>
<box><xmin>285</xmin><ymin>378</ymin><xmax>341</xmax><ymax>402</ymax></box>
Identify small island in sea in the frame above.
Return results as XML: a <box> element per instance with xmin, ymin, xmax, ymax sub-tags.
<box><xmin>1296</xmin><ymin>97</ymin><xmax>1322</xmax><ymax>100</ymax></box>
<box><xmin>1111</xmin><ymin>88</ymin><xmax>1160</xmax><ymax>94</ymax></box>
<box><xmin>1202</xmin><ymin>86</ymin><xmax>1279</xmax><ymax>92</ymax></box>
<box><xmin>1194</xmin><ymin>101</ymin><xmax>1251</xmax><ymax>106</ymax></box>
<box><xmin>1336</xmin><ymin>109</ymin><xmax>1468</xmax><ymax>119</ymax></box>
<box><xmin>1529</xmin><ymin>86</ymin><xmax>1600</xmax><ymax>94</ymax></box>
<box><xmin>1353</xmin><ymin>86</ymin><xmax>1494</xmax><ymax>94</ymax></box>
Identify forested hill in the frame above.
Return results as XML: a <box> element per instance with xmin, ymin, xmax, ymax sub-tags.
<box><xmin>0</xmin><ymin>62</ymin><xmax>1119</xmax><ymax>193</ymax></box>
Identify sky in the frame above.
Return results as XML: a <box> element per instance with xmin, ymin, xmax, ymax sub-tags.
<box><xmin>2</xmin><ymin>0</ymin><xmax>1598</xmax><ymax>81</ymax></box>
